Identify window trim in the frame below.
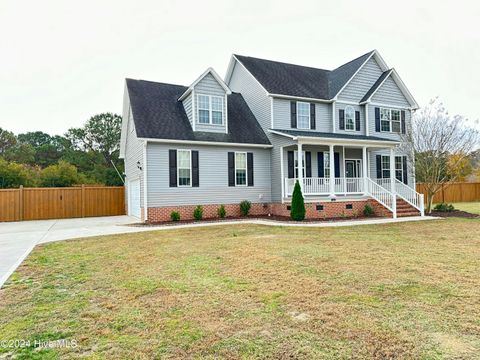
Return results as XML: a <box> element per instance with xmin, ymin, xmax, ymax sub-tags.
<box><xmin>380</xmin><ymin>108</ymin><xmax>402</xmax><ymax>134</ymax></box>
<box><xmin>344</xmin><ymin>105</ymin><xmax>355</xmax><ymax>131</ymax></box>
<box><xmin>235</xmin><ymin>151</ymin><xmax>248</xmax><ymax>186</ymax></box>
<box><xmin>177</xmin><ymin>149</ymin><xmax>192</xmax><ymax>187</ymax></box>
<box><xmin>197</xmin><ymin>94</ymin><xmax>224</xmax><ymax>126</ymax></box>
<box><xmin>296</xmin><ymin>101</ymin><xmax>310</xmax><ymax>130</ymax></box>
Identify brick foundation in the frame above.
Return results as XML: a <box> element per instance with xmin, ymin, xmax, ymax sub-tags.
<box><xmin>144</xmin><ymin>199</ymin><xmax>391</xmax><ymax>223</ymax></box>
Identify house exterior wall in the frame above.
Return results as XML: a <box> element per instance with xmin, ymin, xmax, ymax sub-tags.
<box><xmin>272</xmin><ymin>98</ymin><xmax>332</xmax><ymax>132</ymax></box>
<box><xmin>337</xmin><ymin>57</ymin><xmax>383</xmax><ymax>102</ymax></box>
<box><xmin>182</xmin><ymin>93</ymin><xmax>193</xmax><ymax>126</ymax></box>
<box><xmin>193</xmin><ymin>73</ymin><xmax>227</xmax><ymax>133</ymax></box>
<box><xmin>372</xmin><ymin>77</ymin><xmax>410</xmax><ymax>107</ymax></box>
<box><xmin>146</xmin><ymin>143</ymin><xmax>271</xmax><ymax>207</ymax></box>
<box><xmin>335</xmin><ymin>102</ymin><xmax>366</xmax><ymax>136</ymax></box>
<box><xmin>367</xmin><ymin>106</ymin><xmax>412</xmax><ymax>142</ymax></box>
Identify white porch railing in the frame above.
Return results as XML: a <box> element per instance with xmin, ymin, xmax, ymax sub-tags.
<box><xmin>284</xmin><ymin>177</ymin><xmax>364</xmax><ymax>196</ymax></box>
<box><xmin>375</xmin><ymin>178</ymin><xmax>425</xmax><ymax>216</ymax></box>
<box><xmin>366</xmin><ymin>178</ymin><xmax>395</xmax><ymax>214</ymax></box>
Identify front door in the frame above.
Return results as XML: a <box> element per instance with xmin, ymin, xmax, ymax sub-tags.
<box><xmin>345</xmin><ymin>160</ymin><xmax>362</xmax><ymax>192</ymax></box>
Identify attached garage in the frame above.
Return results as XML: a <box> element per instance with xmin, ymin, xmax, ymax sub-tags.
<box><xmin>128</xmin><ymin>179</ymin><xmax>141</xmax><ymax>218</ymax></box>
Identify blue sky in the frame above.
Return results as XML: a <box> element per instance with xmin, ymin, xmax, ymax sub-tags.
<box><xmin>1</xmin><ymin>0</ymin><xmax>479</xmax><ymax>135</ymax></box>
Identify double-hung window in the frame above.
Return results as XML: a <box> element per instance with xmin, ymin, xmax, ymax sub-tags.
<box><xmin>380</xmin><ymin>108</ymin><xmax>401</xmax><ymax>133</ymax></box>
<box><xmin>294</xmin><ymin>151</ymin><xmax>306</xmax><ymax>178</ymax></box>
<box><xmin>297</xmin><ymin>102</ymin><xmax>310</xmax><ymax>129</ymax></box>
<box><xmin>345</xmin><ymin>106</ymin><xmax>355</xmax><ymax>131</ymax></box>
<box><xmin>235</xmin><ymin>152</ymin><xmax>247</xmax><ymax>186</ymax></box>
<box><xmin>381</xmin><ymin>155</ymin><xmax>390</xmax><ymax>178</ymax></box>
<box><xmin>324</xmin><ymin>151</ymin><xmax>330</xmax><ymax>177</ymax></box>
<box><xmin>177</xmin><ymin>150</ymin><xmax>191</xmax><ymax>186</ymax></box>
<box><xmin>197</xmin><ymin>94</ymin><xmax>224</xmax><ymax>125</ymax></box>
<box><xmin>395</xmin><ymin>156</ymin><xmax>403</xmax><ymax>181</ymax></box>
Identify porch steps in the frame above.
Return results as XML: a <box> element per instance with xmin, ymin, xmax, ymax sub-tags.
<box><xmin>396</xmin><ymin>198</ymin><xmax>420</xmax><ymax>217</ymax></box>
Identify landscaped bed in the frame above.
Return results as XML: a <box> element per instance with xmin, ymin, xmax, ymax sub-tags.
<box><xmin>1</xmin><ymin>218</ymin><xmax>479</xmax><ymax>358</ymax></box>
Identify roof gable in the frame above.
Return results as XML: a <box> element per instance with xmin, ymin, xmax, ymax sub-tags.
<box><xmin>178</xmin><ymin>68</ymin><xmax>231</xmax><ymax>101</ymax></box>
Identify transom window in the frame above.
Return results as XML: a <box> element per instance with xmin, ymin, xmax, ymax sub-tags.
<box><xmin>345</xmin><ymin>106</ymin><xmax>355</xmax><ymax>131</ymax></box>
<box><xmin>197</xmin><ymin>94</ymin><xmax>224</xmax><ymax>125</ymax></box>
<box><xmin>297</xmin><ymin>102</ymin><xmax>310</xmax><ymax>129</ymax></box>
<box><xmin>235</xmin><ymin>152</ymin><xmax>247</xmax><ymax>186</ymax></box>
<box><xmin>177</xmin><ymin>150</ymin><xmax>191</xmax><ymax>186</ymax></box>
<box><xmin>380</xmin><ymin>108</ymin><xmax>401</xmax><ymax>133</ymax></box>
<box><xmin>294</xmin><ymin>151</ymin><xmax>306</xmax><ymax>178</ymax></box>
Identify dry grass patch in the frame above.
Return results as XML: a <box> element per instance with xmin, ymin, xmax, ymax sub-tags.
<box><xmin>1</xmin><ymin>218</ymin><xmax>480</xmax><ymax>359</ymax></box>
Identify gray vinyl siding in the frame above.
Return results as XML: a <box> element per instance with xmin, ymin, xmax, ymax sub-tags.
<box><xmin>194</xmin><ymin>73</ymin><xmax>227</xmax><ymax>133</ymax></box>
<box><xmin>337</xmin><ymin>57</ymin><xmax>383</xmax><ymax>102</ymax></box>
<box><xmin>368</xmin><ymin>149</ymin><xmax>415</xmax><ymax>188</ymax></box>
<box><xmin>146</xmin><ymin>143</ymin><xmax>271</xmax><ymax>206</ymax></box>
<box><xmin>182</xmin><ymin>94</ymin><xmax>193</xmax><ymax>126</ymax></box>
<box><xmin>272</xmin><ymin>98</ymin><xmax>332</xmax><ymax>132</ymax></box>
<box><xmin>228</xmin><ymin>60</ymin><xmax>271</xmax><ymax>130</ymax></box>
<box><xmin>335</xmin><ymin>102</ymin><xmax>365</xmax><ymax>136</ymax></box>
<box><xmin>367</xmin><ymin>106</ymin><xmax>411</xmax><ymax>141</ymax></box>
<box><xmin>371</xmin><ymin>77</ymin><xmax>410</xmax><ymax>107</ymax></box>
<box><xmin>124</xmin><ymin>106</ymin><xmax>144</xmax><ymax>208</ymax></box>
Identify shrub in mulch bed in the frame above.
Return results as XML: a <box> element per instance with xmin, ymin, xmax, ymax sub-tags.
<box><xmin>429</xmin><ymin>210</ymin><xmax>479</xmax><ymax>219</ymax></box>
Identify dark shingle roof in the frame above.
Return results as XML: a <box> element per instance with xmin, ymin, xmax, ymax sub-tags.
<box><xmin>126</xmin><ymin>79</ymin><xmax>271</xmax><ymax>145</ymax></box>
<box><xmin>360</xmin><ymin>69</ymin><xmax>393</xmax><ymax>103</ymax></box>
<box><xmin>234</xmin><ymin>51</ymin><xmax>374</xmax><ymax>100</ymax></box>
<box><xmin>270</xmin><ymin>129</ymin><xmax>398</xmax><ymax>142</ymax></box>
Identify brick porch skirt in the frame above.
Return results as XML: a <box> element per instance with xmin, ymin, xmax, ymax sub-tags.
<box><xmin>143</xmin><ymin>199</ymin><xmax>391</xmax><ymax>223</ymax></box>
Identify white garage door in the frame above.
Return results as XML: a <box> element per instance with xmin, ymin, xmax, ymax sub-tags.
<box><xmin>129</xmin><ymin>179</ymin><xmax>141</xmax><ymax>218</ymax></box>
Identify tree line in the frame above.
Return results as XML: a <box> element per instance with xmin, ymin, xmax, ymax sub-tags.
<box><xmin>0</xmin><ymin>113</ymin><xmax>123</xmax><ymax>188</ymax></box>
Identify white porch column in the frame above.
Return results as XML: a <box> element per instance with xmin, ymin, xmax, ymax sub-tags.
<box><xmin>297</xmin><ymin>142</ymin><xmax>303</xmax><ymax>192</ymax></box>
<box><xmin>329</xmin><ymin>144</ymin><xmax>335</xmax><ymax>197</ymax></box>
<box><xmin>342</xmin><ymin>146</ymin><xmax>346</xmax><ymax>195</ymax></box>
<box><xmin>390</xmin><ymin>147</ymin><xmax>397</xmax><ymax>218</ymax></box>
<box><xmin>362</xmin><ymin>146</ymin><xmax>368</xmax><ymax>194</ymax></box>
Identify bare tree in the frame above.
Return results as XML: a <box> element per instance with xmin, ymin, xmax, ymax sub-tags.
<box><xmin>401</xmin><ymin>98</ymin><xmax>479</xmax><ymax>213</ymax></box>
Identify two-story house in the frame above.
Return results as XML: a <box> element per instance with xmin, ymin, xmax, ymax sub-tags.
<box><xmin>120</xmin><ymin>50</ymin><xmax>425</xmax><ymax>222</ymax></box>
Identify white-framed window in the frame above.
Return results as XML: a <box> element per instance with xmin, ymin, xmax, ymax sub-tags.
<box><xmin>197</xmin><ymin>94</ymin><xmax>224</xmax><ymax>125</ymax></box>
<box><xmin>235</xmin><ymin>152</ymin><xmax>247</xmax><ymax>186</ymax></box>
<box><xmin>294</xmin><ymin>151</ymin><xmax>306</xmax><ymax>178</ymax></box>
<box><xmin>380</xmin><ymin>108</ymin><xmax>401</xmax><ymax>133</ymax></box>
<box><xmin>395</xmin><ymin>156</ymin><xmax>403</xmax><ymax>182</ymax></box>
<box><xmin>381</xmin><ymin>155</ymin><xmax>390</xmax><ymax>179</ymax></box>
<box><xmin>177</xmin><ymin>150</ymin><xmax>192</xmax><ymax>186</ymax></box>
<box><xmin>345</xmin><ymin>106</ymin><xmax>355</xmax><ymax>131</ymax></box>
<box><xmin>297</xmin><ymin>102</ymin><xmax>310</xmax><ymax>129</ymax></box>
<box><xmin>324</xmin><ymin>151</ymin><xmax>330</xmax><ymax>177</ymax></box>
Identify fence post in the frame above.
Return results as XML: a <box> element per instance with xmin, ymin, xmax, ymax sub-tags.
<box><xmin>81</xmin><ymin>184</ymin><xmax>85</xmax><ymax>218</ymax></box>
<box><xmin>19</xmin><ymin>185</ymin><xmax>24</xmax><ymax>221</ymax></box>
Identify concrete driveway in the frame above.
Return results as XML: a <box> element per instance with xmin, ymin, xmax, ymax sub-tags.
<box><xmin>0</xmin><ymin>215</ymin><xmax>143</xmax><ymax>288</ymax></box>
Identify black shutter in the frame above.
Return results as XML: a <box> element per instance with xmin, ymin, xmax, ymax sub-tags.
<box><xmin>376</xmin><ymin>155</ymin><xmax>382</xmax><ymax>179</ymax></box>
<box><xmin>339</xmin><ymin>109</ymin><xmax>345</xmax><ymax>130</ymax></box>
<box><xmin>290</xmin><ymin>101</ymin><xmax>297</xmax><ymax>128</ymax></box>
<box><xmin>305</xmin><ymin>151</ymin><xmax>312</xmax><ymax>177</ymax></box>
<box><xmin>334</xmin><ymin>152</ymin><xmax>340</xmax><ymax>178</ymax></box>
<box><xmin>228</xmin><ymin>152</ymin><xmax>235</xmax><ymax>186</ymax></box>
<box><xmin>318</xmin><ymin>152</ymin><xmax>324</xmax><ymax>177</ymax></box>
<box><xmin>355</xmin><ymin>111</ymin><xmax>361</xmax><ymax>131</ymax></box>
<box><xmin>169</xmin><ymin>150</ymin><xmax>177</xmax><ymax>187</ymax></box>
<box><xmin>375</xmin><ymin>107</ymin><xmax>381</xmax><ymax>132</ymax></box>
<box><xmin>402</xmin><ymin>156</ymin><xmax>408</xmax><ymax>184</ymax></box>
<box><xmin>287</xmin><ymin>151</ymin><xmax>294</xmax><ymax>178</ymax></box>
<box><xmin>247</xmin><ymin>152</ymin><xmax>254</xmax><ymax>186</ymax></box>
<box><xmin>192</xmin><ymin>151</ymin><xmax>199</xmax><ymax>187</ymax></box>
<box><xmin>401</xmin><ymin>110</ymin><xmax>406</xmax><ymax>134</ymax></box>
<box><xmin>310</xmin><ymin>103</ymin><xmax>316</xmax><ymax>130</ymax></box>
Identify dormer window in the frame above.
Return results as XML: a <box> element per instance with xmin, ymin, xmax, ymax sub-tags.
<box><xmin>197</xmin><ymin>94</ymin><xmax>224</xmax><ymax>125</ymax></box>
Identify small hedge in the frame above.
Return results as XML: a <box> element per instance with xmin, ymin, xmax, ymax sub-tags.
<box><xmin>193</xmin><ymin>205</ymin><xmax>203</xmax><ymax>220</ymax></box>
<box><xmin>240</xmin><ymin>200</ymin><xmax>251</xmax><ymax>216</ymax></box>
<box><xmin>434</xmin><ymin>203</ymin><xmax>455</xmax><ymax>212</ymax></box>
<box><xmin>217</xmin><ymin>205</ymin><xmax>226</xmax><ymax>218</ymax></box>
<box><xmin>170</xmin><ymin>211</ymin><xmax>180</xmax><ymax>221</ymax></box>
<box><xmin>290</xmin><ymin>180</ymin><xmax>306</xmax><ymax>221</ymax></box>
<box><xmin>363</xmin><ymin>204</ymin><xmax>374</xmax><ymax>217</ymax></box>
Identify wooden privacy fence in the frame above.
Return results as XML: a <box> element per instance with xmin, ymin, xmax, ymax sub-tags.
<box><xmin>0</xmin><ymin>185</ymin><xmax>125</xmax><ymax>222</ymax></box>
<box><xmin>416</xmin><ymin>182</ymin><xmax>480</xmax><ymax>203</ymax></box>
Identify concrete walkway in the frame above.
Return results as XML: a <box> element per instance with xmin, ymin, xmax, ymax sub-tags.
<box><xmin>0</xmin><ymin>215</ymin><xmax>439</xmax><ymax>288</ymax></box>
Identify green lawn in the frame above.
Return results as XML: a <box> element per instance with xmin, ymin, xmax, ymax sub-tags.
<box><xmin>450</xmin><ymin>202</ymin><xmax>480</xmax><ymax>215</ymax></box>
<box><xmin>1</xmin><ymin>218</ymin><xmax>480</xmax><ymax>359</ymax></box>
